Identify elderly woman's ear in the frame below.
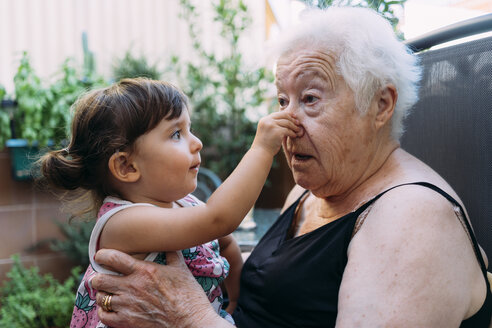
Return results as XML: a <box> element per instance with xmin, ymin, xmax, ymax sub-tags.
<box><xmin>374</xmin><ymin>84</ymin><xmax>398</xmax><ymax>129</ymax></box>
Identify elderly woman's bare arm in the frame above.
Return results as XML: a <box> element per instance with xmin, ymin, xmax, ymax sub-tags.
<box><xmin>336</xmin><ymin>185</ymin><xmax>484</xmax><ymax>327</ymax></box>
<box><xmin>91</xmin><ymin>249</ymin><xmax>234</xmax><ymax>328</ymax></box>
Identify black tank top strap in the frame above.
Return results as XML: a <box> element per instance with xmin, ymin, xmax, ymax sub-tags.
<box><xmin>406</xmin><ymin>182</ymin><xmax>487</xmax><ymax>274</ymax></box>
<box><xmin>356</xmin><ymin>181</ymin><xmax>488</xmax><ymax>274</ymax></box>
<box><xmin>353</xmin><ymin>182</ymin><xmax>422</xmax><ymax>215</ymax></box>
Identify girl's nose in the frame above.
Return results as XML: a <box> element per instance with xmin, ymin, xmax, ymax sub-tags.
<box><xmin>191</xmin><ymin>133</ymin><xmax>203</xmax><ymax>153</ymax></box>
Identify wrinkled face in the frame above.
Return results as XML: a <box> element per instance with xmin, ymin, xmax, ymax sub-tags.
<box><xmin>276</xmin><ymin>48</ymin><xmax>377</xmax><ymax>198</ymax></box>
<box><xmin>132</xmin><ymin>109</ymin><xmax>202</xmax><ymax>204</ymax></box>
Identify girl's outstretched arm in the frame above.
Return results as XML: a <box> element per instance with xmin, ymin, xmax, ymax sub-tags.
<box><xmin>100</xmin><ymin>111</ymin><xmax>302</xmax><ymax>253</ymax></box>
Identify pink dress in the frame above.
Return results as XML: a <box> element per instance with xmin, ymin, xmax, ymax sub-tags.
<box><xmin>70</xmin><ymin>195</ymin><xmax>234</xmax><ymax>328</ymax></box>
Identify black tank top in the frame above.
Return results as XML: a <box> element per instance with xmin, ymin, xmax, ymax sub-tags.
<box><xmin>233</xmin><ymin>182</ymin><xmax>491</xmax><ymax>327</ymax></box>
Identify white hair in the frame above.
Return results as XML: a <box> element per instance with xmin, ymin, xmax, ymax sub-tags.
<box><xmin>271</xmin><ymin>6</ymin><xmax>421</xmax><ymax>140</ymax></box>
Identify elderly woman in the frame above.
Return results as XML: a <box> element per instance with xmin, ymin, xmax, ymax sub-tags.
<box><xmin>91</xmin><ymin>6</ymin><xmax>491</xmax><ymax>327</ymax></box>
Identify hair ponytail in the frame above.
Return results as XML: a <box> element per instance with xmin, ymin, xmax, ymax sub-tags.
<box><xmin>37</xmin><ymin>148</ymin><xmax>101</xmax><ymax>217</ymax></box>
<box><xmin>39</xmin><ymin>148</ymin><xmax>85</xmax><ymax>191</ymax></box>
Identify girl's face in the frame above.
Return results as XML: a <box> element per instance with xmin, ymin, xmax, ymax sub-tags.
<box><xmin>132</xmin><ymin>109</ymin><xmax>202</xmax><ymax>205</ymax></box>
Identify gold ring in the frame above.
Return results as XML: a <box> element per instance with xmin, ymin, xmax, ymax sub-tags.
<box><xmin>101</xmin><ymin>294</ymin><xmax>113</xmax><ymax>312</ymax></box>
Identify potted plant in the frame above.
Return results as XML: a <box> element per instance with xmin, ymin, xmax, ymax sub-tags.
<box><xmin>4</xmin><ymin>52</ymin><xmax>104</xmax><ymax>180</ymax></box>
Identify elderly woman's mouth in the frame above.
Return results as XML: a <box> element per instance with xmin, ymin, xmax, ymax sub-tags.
<box><xmin>294</xmin><ymin>154</ymin><xmax>313</xmax><ymax>160</ymax></box>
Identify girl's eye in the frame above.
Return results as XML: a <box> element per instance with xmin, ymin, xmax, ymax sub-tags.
<box><xmin>171</xmin><ymin>130</ymin><xmax>181</xmax><ymax>140</ymax></box>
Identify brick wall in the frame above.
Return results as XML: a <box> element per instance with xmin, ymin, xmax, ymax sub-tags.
<box><xmin>0</xmin><ymin>149</ymin><xmax>75</xmax><ymax>284</ymax></box>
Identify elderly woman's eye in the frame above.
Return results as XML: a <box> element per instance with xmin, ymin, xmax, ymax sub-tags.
<box><xmin>304</xmin><ymin>95</ymin><xmax>318</xmax><ymax>104</ymax></box>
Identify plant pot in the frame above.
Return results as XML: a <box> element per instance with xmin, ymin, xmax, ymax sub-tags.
<box><xmin>6</xmin><ymin>139</ymin><xmax>51</xmax><ymax>181</ymax></box>
<box><xmin>1</xmin><ymin>99</ymin><xmax>16</xmax><ymax>108</ymax></box>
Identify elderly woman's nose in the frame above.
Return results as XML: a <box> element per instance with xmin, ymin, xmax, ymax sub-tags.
<box><xmin>285</xmin><ymin>103</ymin><xmax>306</xmax><ymax>123</ymax></box>
<box><xmin>283</xmin><ymin>101</ymin><xmax>299</xmax><ymax>115</ymax></box>
<box><xmin>284</xmin><ymin>105</ymin><xmax>306</xmax><ymax>138</ymax></box>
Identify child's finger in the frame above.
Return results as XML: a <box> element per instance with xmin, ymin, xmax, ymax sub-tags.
<box><xmin>284</xmin><ymin>129</ymin><xmax>299</xmax><ymax>139</ymax></box>
<box><xmin>268</xmin><ymin>110</ymin><xmax>299</xmax><ymax>124</ymax></box>
<box><xmin>274</xmin><ymin>117</ymin><xmax>302</xmax><ymax>132</ymax></box>
<box><xmin>277</xmin><ymin>119</ymin><xmax>304</xmax><ymax>138</ymax></box>
<box><xmin>271</xmin><ymin>122</ymin><xmax>301</xmax><ymax>139</ymax></box>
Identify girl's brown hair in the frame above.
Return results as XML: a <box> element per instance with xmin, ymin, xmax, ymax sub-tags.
<box><xmin>39</xmin><ymin>77</ymin><xmax>188</xmax><ymax>217</ymax></box>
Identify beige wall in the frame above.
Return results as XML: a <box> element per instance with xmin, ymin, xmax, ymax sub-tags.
<box><xmin>0</xmin><ymin>0</ymin><xmax>267</xmax><ymax>94</ymax></box>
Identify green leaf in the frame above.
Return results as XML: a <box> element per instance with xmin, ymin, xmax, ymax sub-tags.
<box><xmin>0</xmin><ymin>255</ymin><xmax>80</xmax><ymax>327</ymax></box>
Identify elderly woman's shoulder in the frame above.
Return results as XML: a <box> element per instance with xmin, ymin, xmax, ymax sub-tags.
<box><xmin>361</xmin><ymin>182</ymin><xmax>466</xmax><ymax>238</ymax></box>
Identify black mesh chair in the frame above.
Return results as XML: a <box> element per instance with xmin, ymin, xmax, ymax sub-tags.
<box><xmin>402</xmin><ymin>15</ymin><xmax>492</xmax><ymax>257</ymax></box>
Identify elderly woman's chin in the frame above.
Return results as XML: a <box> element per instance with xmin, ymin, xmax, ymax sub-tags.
<box><xmin>284</xmin><ymin>152</ymin><xmax>319</xmax><ymax>189</ymax></box>
<box><xmin>291</xmin><ymin>167</ymin><xmax>324</xmax><ymax>192</ymax></box>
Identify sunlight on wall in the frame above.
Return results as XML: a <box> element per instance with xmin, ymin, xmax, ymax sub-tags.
<box><xmin>401</xmin><ymin>0</ymin><xmax>492</xmax><ymax>47</ymax></box>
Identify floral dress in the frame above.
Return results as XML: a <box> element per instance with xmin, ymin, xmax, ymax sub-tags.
<box><xmin>70</xmin><ymin>195</ymin><xmax>234</xmax><ymax>328</ymax></box>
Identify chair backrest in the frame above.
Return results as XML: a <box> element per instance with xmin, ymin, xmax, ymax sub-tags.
<box><xmin>400</xmin><ymin>36</ymin><xmax>492</xmax><ymax>257</ymax></box>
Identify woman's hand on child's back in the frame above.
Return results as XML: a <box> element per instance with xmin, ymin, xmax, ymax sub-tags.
<box><xmin>252</xmin><ymin>112</ymin><xmax>302</xmax><ymax>155</ymax></box>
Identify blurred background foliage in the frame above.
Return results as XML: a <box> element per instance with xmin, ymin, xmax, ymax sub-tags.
<box><xmin>112</xmin><ymin>50</ymin><xmax>162</xmax><ymax>81</ymax></box>
<box><xmin>171</xmin><ymin>0</ymin><xmax>274</xmax><ymax>179</ymax></box>
<box><xmin>0</xmin><ymin>255</ymin><xmax>80</xmax><ymax>328</ymax></box>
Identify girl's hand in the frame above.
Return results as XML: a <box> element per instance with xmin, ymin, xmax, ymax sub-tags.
<box><xmin>252</xmin><ymin>111</ymin><xmax>303</xmax><ymax>156</ymax></box>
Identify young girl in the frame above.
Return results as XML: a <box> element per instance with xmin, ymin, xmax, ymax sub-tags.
<box><xmin>39</xmin><ymin>78</ymin><xmax>301</xmax><ymax>328</ymax></box>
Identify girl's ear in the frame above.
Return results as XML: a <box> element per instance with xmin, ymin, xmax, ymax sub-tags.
<box><xmin>374</xmin><ymin>84</ymin><xmax>398</xmax><ymax>129</ymax></box>
<box><xmin>108</xmin><ymin>152</ymin><xmax>140</xmax><ymax>183</ymax></box>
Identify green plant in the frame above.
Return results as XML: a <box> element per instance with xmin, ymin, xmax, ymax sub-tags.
<box><xmin>0</xmin><ymin>254</ymin><xmax>80</xmax><ymax>328</ymax></box>
<box><xmin>0</xmin><ymin>84</ymin><xmax>6</xmax><ymax>102</ymax></box>
<box><xmin>173</xmin><ymin>0</ymin><xmax>273</xmax><ymax>179</ymax></box>
<box><xmin>7</xmin><ymin>52</ymin><xmax>106</xmax><ymax>151</ymax></box>
<box><xmin>0</xmin><ymin>84</ymin><xmax>10</xmax><ymax>147</ymax></box>
<box><xmin>45</xmin><ymin>59</ymin><xmax>89</xmax><ymax>144</ymax></box>
<box><xmin>112</xmin><ymin>50</ymin><xmax>162</xmax><ymax>81</ymax></box>
<box><xmin>50</xmin><ymin>219</ymin><xmax>95</xmax><ymax>268</ymax></box>
<box><xmin>12</xmin><ymin>52</ymin><xmax>52</xmax><ymax>146</ymax></box>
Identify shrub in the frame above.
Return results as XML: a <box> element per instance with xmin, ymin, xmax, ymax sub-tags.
<box><xmin>173</xmin><ymin>0</ymin><xmax>273</xmax><ymax>179</ymax></box>
<box><xmin>112</xmin><ymin>50</ymin><xmax>162</xmax><ymax>81</ymax></box>
<box><xmin>0</xmin><ymin>255</ymin><xmax>81</xmax><ymax>328</ymax></box>
<box><xmin>50</xmin><ymin>219</ymin><xmax>95</xmax><ymax>268</ymax></box>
